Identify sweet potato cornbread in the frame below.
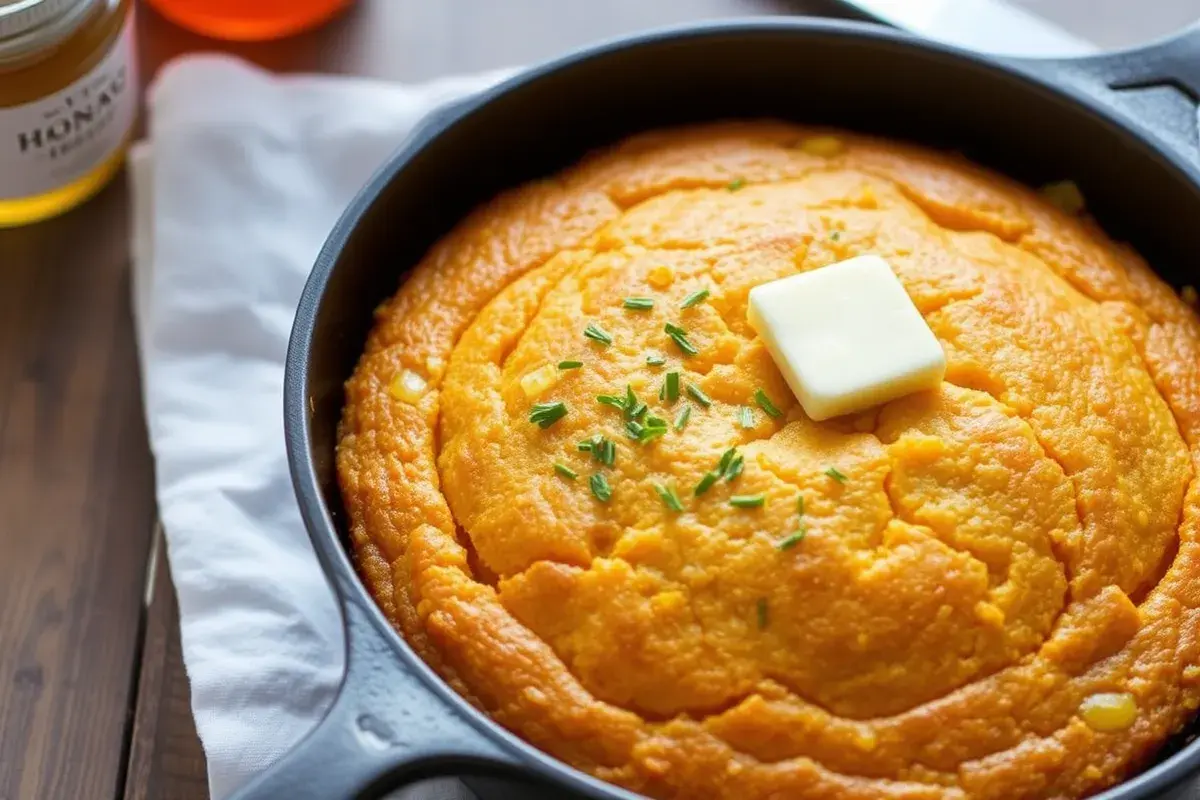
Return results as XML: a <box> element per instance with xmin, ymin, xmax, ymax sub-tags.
<box><xmin>337</xmin><ymin>122</ymin><xmax>1200</xmax><ymax>800</ymax></box>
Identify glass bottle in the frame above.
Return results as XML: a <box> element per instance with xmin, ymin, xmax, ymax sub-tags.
<box><xmin>145</xmin><ymin>0</ymin><xmax>354</xmax><ymax>41</ymax></box>
<box><xmin>0</xmin><ymin>0</ymin><xmax>138</xmax><ymax>227</ymax></box>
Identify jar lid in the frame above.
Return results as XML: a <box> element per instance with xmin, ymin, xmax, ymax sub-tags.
<box><xmin>0</xmin><ymin>0</ymin><xmax>102</xmax><ymax>64</ymax></box>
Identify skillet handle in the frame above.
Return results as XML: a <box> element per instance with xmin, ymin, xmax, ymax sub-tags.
<box><xmin>1010</xmin><ymin>22</ymin><xmax>1200</xmax><ymax>162</ymax></box>
<box><xmin>226</xmin><ymin>585</ymin><xmax>523</xmax><ymax>800</ymax></box>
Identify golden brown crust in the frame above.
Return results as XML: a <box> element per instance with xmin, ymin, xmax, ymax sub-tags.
<box><xmin>337</xmin><ymin>122</ymin><xmax>1200</xmax><ymax>799</ymax></box>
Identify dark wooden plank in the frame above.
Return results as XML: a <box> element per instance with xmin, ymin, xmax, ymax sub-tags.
<box><xmin>123</xmin><ymin>528</ymin><xmax>208</xmax><ymax>800</ymax></box>
<box><xmin>0</xmin><ymin>172</ymin><xmax>157</xmax><ymax>800</ymax></box>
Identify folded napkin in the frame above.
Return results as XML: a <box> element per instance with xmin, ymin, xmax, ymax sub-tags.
<box><xmin>130</xmin><ymin>55</ymin><xmax>511</xmax><ymax>799</ymax></box>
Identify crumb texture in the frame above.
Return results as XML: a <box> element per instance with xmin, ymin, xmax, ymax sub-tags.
<box><xmin>338</xmin><ymin>122</ymin><xmax>1200</xmax><ymax>800</ymax></box>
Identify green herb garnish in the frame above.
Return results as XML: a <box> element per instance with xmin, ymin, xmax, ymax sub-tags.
<box><xmin>664</xmin><ymin>372</ymin><xmax>680</xmax><ymax>403</ymax></box>
<box><xmin>584</xmin><ymin>323</ymin><xmax>613</xmax><ymax>346</ymax></box>
<box><xmin>694</xmin><ymin>471</ymin><xmax>720</xmax><ymax>496</ymax></box>
<box><xmin>777</xmin><ymin>529</ymin><xmax>806</xmax><ymax>550</ymax></box>
<box><xmin>825</xmin><ymin>466</ymin><xmax>848</xmax><ymax>483</ymax></box>
<box><xmin>646</xmin><ymin>352</ymin><xmax>667</xmax><ymax>367</ymax></box>
<box><xmin>558</xmin><ymin>360</ymin><xmax>583</xmax><ymax>370</ymax></box>
<box><xmin>623</xmin><ymin>385</ymin><xmax>648</xmax><ymax>420</ymax></box>
<box><xmin>797</xmin><ymin>495</ymin><xmax>805</xmax><ymax>515</ymax></box>
<box><xmin>738</xmin><ymin>406</ymin><xmax>755</xmax><ymax>429</ymax></box>
<box><xmin>597</xmin><ymin>394</ymin><xmax>627</xmax><ymax>411</ymax></box>
<box><xmin>730</xmin><ymin>494</ymin><xmax>765</xmax><ymax>508</ymax></box>
<box><xmin>725</xmin><ymin>454</ymin><xmax>744</xmax><ymax>482</ymax></box>
<box><xmin>655</xmin><ymin>483</ymin><xmax>684</xmax><ymax>512</ymax></box>
<box><xmin>554</xmin><ymin>462</ymin><xmax>578</xmax><ymax>480</ymax></box>
<box><xmin>664</xmin><ymin>322</ymin><xmax>698</xmax><ymax>356</ymax></box>
<box><xmin>633</xmin><ymin>415</ymin><xmax>669</xmax><ymax>444</ymax></box>
<box><xmin>623</xmin><ymin>297</ymin><xmax>655</xmax><ymax>311</ymax></box>
<box><xmin>756</xmin><ymin>598</ymin><xmax>769</xmax><ymax>629</ymax></box>
<box><xmin>717</xmin><ymin>447</ymin><xmax>737</xmax><ymax>475</ymax></box>
<box><xmin>674</xmin><ymin>404</ymin><xmax>692</xmax><ymax>431</ymax></box>
<box><xmin>830</xmin><ymin>231</ymin><xmax>841</xmax><ymax>242</ymax></box>
<box><xmin>590</xmin><ymin>473</ymin><xmax>612</xmax><ymax>502</ymax></box>
<box><xmin>754</xmin><ymin>389</ymin><xmax>782</xmax><ymax>419</ymax></box>
<box><xmin>681</xmin><ymin>289</ymin><xmax>710</xmax><ymax>309</ymax></box>
<box><xmin>529</xmin><ymin>401</ymin><xmax>568</xmax><ymax>429</ymax></box>
<box><xmin>727</xmin><ymin>177</ymin><xmax>746</xmax><ymax>192</ymax></box>
<box><xmin>579</xmin><ymin>435</ymin><xmax>615</xmax><ymax>467</ymax></box>
<box><xmin>686</xmin><ymin>384</ymin><xmax>712</xmax><ymax>408</ymax></box>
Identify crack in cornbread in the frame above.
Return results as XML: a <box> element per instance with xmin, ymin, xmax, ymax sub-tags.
<box><xmin>337</xmin><ymin>122</ymin><xmax>1200</xmax><ymax>799</ymax></box>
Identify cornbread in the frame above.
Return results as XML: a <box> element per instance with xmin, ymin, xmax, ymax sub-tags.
<box><xmin>338</xmin><ymin>122</ymin><xmax>1200</xmax><ymax>800</ymax></box>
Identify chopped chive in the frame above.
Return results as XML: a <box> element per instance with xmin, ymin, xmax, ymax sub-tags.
<box><xmin>637</xmin><ymin>416</ymin><xmax>669</xmax><ymax>444</ymax></box>
<box><xmin>554</xmin><ymin>462</ymin><xmax>579</xmax><ymax>480</ymax></box>
<box><xmin>731</xmin><ymin>494</ymin><xmax>765</xmax><ymax>509</ymax></box>
<box><xmin>623</xmin><ymin>386</ymin><xmax>647</xmax><ymax>420</ymax></box>
<box><xmin>529</xmin><ymin>401</ymin><xmax>568</xmax><ymax>429</ymax></box>
<box><xmin>658</xmin><ymin>382</ymin><xmax>666</xmax><ymax>402</ymax></box>
<box><xmin>756</xmin><ymin>598</ymin><xmax>769</xmax><ymax>629</ymax></box>
<box><xmin>725</xmin><ymin>454</ymin><xmax>745</xmax><ymax>482</ymax></box>
<box><xmin>681</xmin><ymin>288</ymin><xmax>710</xmax><ymax>309</ymax></box>
<box><xmin>664</xmin><ymin>322</ymin><xmax>699</xmax><ymax>356</ymax></box>
<box><xmin>694</xmin><ymin>471</ymin><xmax>720</xmax><ymax>496</ymax></box>
<box><xmin>597</xmin><ymin>394</ymin><xmax>626</xmax><ymax>411</ymax></box>
<box><xmin>590</xmin><ymin>473</ymin><xmax>612</xmax><ymax>502</ymax></box>
<box><xmin>686</xmin><ymin>384</ymin><xmax>712</xmax><ymax>408</ymax></box>
<box><xmin>825</xmin><ymin>466</ymin><xmax>848</xmax><ymax>483</ymax></box>
<box><xmin>797</xmin><ymin>495</ymin><xmax>805</xmax><ymax>515</ymax></box>
<box><xmin>625</xmin><ymin>420</ymin><xmax>644</xmax><ymax>440</ymax></box>
<box><xmin>580</xmin><ymin>435</ymin><xmax>615</xmax><ymax>466</ymax></box>
<box><xmin>598</xmin><ymin>437</ymin><xmax>616</xmax><ymax>467</ymax></box>
<box><xmin>674</xmin><ymin>404</ymin><xmax>692</xmax><ymax>431</ymax></box>
<box><xmin>623</xmin><ymin>297</ymin><xmax>655</xmax><ymax>310</ymax></box>
<box><xmin>665</xmin><ymin>372</ymin><xmax>680</xmax><ymax>403</ymax></box>
<box><xmin>558</xmin><ymin>360</ymin><xmax>583</xmax><ymax>370</ymax></box>
<box><xmin>584</xmin><ymin>323</ymin><xmax>613</xmax><ymax>346</ymax></box>
<box><xmin>646</xmin><ymin>352</ymin><xmax>667</xmax><ymax>366</ymax></box>
<box><xmin>655</xmin><ymin>483</ymin><xmax>684</xmax><ymax>512</ymax></box>
<box><xmin>754</xmin><ymin>389</ymin><xmax>782</xmax><ymax>419</ymax></box>
<box><xmin>738</xmin><ymin>406</ymin><xmax>755</xmax><ymax>429</ymax></box>
<box><xmin>830</xmin><ymin>231</ymin><xmax>841</xmax><ymax>242</ymax></box>
<box><xmin>727</xmin><ymin>177</ymin><xmax>746</xmax><ymax>192</ymax></box>
<box><xmin>777</xmin><ymin>529</ymin><xmax>806</xmax><ymax>550</ymax></box>
<box><xmin>717</xmin><ymin>447</ymin><xmax>737</xmax><ymax>475</ymax></box>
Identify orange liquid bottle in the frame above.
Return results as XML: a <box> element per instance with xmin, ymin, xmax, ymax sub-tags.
<box><xmin>145</xmin><ymin>0</ymin><xmax>355</xmax><ymax>41</ymax></box>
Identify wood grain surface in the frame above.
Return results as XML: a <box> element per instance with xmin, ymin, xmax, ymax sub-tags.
<box><xmin>0</xmin><ymin>1</ymin><xmax>1192</xmax><ymax>799</ymax></box>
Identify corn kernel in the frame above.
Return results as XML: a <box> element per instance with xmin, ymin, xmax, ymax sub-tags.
<box><xmin>1079</xmin><ymin>692</ymin><xmax>1137</xmax><ymax>731</ymax></box>
<box><xmin>1041</xmin><ymin>180</ymin><xmax>1085</xmax><ymax>215</ymax></box>
<box><xmin>520</xmin><ymin>364</ymin><xmax>559</xmax><ymax>398</ymax></box>
<box><xmin>800</xmin><ymin>135</ymin><xmax>846</xmax><ymax>158</ymax></box>
<box><xmin>647</xmin><ymin>265</ymin><xmax>674</xmax><ymax>288</ymax></box>
<box><xmin>388</xmin><ymin>369</ymin><xmax>427</xmax><ymax>403</ymax></box>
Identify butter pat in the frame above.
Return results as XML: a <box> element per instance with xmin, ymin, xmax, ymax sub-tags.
<box><xmin>747</xmin><ymin>255</ymin><xmax>945</xmax><ymax>421</ymax></box>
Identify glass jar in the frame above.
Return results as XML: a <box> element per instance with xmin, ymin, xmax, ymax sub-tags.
<box><xmin>0</xmin><ymin>0</ymin><xmax>137</xmax><ymax>227</ymax></box>
<box><xmin>145</xmin><ymin>0</ymin><xmax>353</xmax><ymax>41</ymax></box>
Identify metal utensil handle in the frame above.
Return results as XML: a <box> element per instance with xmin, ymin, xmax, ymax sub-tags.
<box><xmin>226</xmin><ymin>590</ymin><xmax>520</xmax><ymax>800</ymax></box>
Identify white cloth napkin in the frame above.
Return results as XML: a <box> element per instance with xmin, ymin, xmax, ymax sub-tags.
<box><xmin>130</xmin><ymin>55</ymin><xmax>512</xmax><ymax>799</ymax></box>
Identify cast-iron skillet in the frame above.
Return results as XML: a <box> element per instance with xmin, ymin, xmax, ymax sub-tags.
<box><xmin>236</xmin><ymin>14</ymin><xmax>1200</xmax><ymax>800</ymax></box>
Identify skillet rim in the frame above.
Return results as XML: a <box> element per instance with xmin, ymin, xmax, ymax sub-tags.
<box><xmin>284</xmin><ymin>15</ymin><xmax>1200</xmax><ymax>799</ymax></box>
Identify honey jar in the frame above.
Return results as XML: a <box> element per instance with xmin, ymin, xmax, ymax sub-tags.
<box><xmin>0</xmin><ymin>0</ymin><xmax>137</xmax><ymax>227</ymax></box>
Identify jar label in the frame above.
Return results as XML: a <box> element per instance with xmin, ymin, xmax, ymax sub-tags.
<box><xmin>0</xmin><ymin>12</ymin><xmax>138</xmax><ymax>201</ymax></box>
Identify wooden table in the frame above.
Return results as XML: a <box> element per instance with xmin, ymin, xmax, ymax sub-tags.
<box><xmin>0</xmin><ymin>1</ymin><xmax>1189</xmax><ymax>799</ymax></box>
